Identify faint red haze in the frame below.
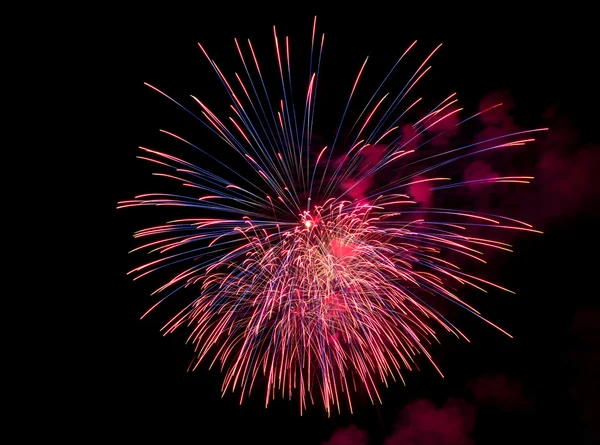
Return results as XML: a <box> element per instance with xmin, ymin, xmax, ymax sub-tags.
<box><xmin>384</xmin><ymin>398</ymin><xmax>476</xmax><ymax>445</ymax></box>
<box><xmin>469</xmin><ymin>373</ymin><xmax>533</xmax><ymax>411</ymax></box>
<box><xmin>408</xmin><ymin>175</ymin><xmax>433</xmax><ymax>208</ymax></box>
<box><xmin>426</xmin><ymin>108</ymin><xmax>460</xmax><ymax>148</ymax></box>
<box><xmin>469</xmin><ymin>91</ymin><xmax>599</xmax><ymax>227</ymax></box>
<box><xmin>323</xmin><ymin>425</ymin><xmax>369</xmax><ymax>445</ymax></box>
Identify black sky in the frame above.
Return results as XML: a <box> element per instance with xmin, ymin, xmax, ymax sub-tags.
<box><xmin>110</xmin><ymin>6</ymin><xmax>599</xmax><ymax>444</ymax></box>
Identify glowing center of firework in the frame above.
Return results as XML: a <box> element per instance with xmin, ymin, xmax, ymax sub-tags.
<box><xmin>301</xmin><ymin>210</ymin><xmax>319</xmax><ymax>229</ymax></box>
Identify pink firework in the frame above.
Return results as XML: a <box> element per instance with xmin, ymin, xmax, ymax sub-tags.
<box><xmin>119</xmin><ymin>18</ymin><xmax>543</xmax><ymax>414</ymax></box>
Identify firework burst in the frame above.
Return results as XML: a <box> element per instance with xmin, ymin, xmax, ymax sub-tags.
<box><xmin>120</xmin><ymin>18</ymin><xmax>544</xmax><ymax>414</ymax></box>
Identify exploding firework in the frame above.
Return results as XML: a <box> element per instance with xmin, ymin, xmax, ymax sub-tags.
<box><xmin>120</xmin><ymin>18</ymin><xmax>544</xmax><ymax>414</ymax></box>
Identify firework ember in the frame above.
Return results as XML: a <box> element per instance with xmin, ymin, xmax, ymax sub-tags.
<box><xmin>119</xmin><ymin>18</ymin><xmax>543</xmax><ymax>414</ymax></box>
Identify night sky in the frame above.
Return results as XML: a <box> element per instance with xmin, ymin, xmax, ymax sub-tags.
<box><xmin>112</xmin><ymin>7</ymin><xmax>598</xmax><ymax>444</ymax></box>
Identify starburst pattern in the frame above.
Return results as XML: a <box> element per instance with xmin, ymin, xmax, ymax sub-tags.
<box><xmin>120</xmin><ymin>18</ymin><xmax>543</xmax><ymax>414</ymax></box>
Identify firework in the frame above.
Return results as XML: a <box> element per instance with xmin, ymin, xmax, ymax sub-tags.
<box><xmin>120</xmin><ymin>18</ymin><xmax>543</xmax><ymax>414</ymax></box>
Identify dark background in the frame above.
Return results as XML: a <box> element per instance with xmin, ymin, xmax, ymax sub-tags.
<box><xmin>110</xmin><ymin>6</ymin><xmax>598</xmax><ymax>444</ymax></box>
